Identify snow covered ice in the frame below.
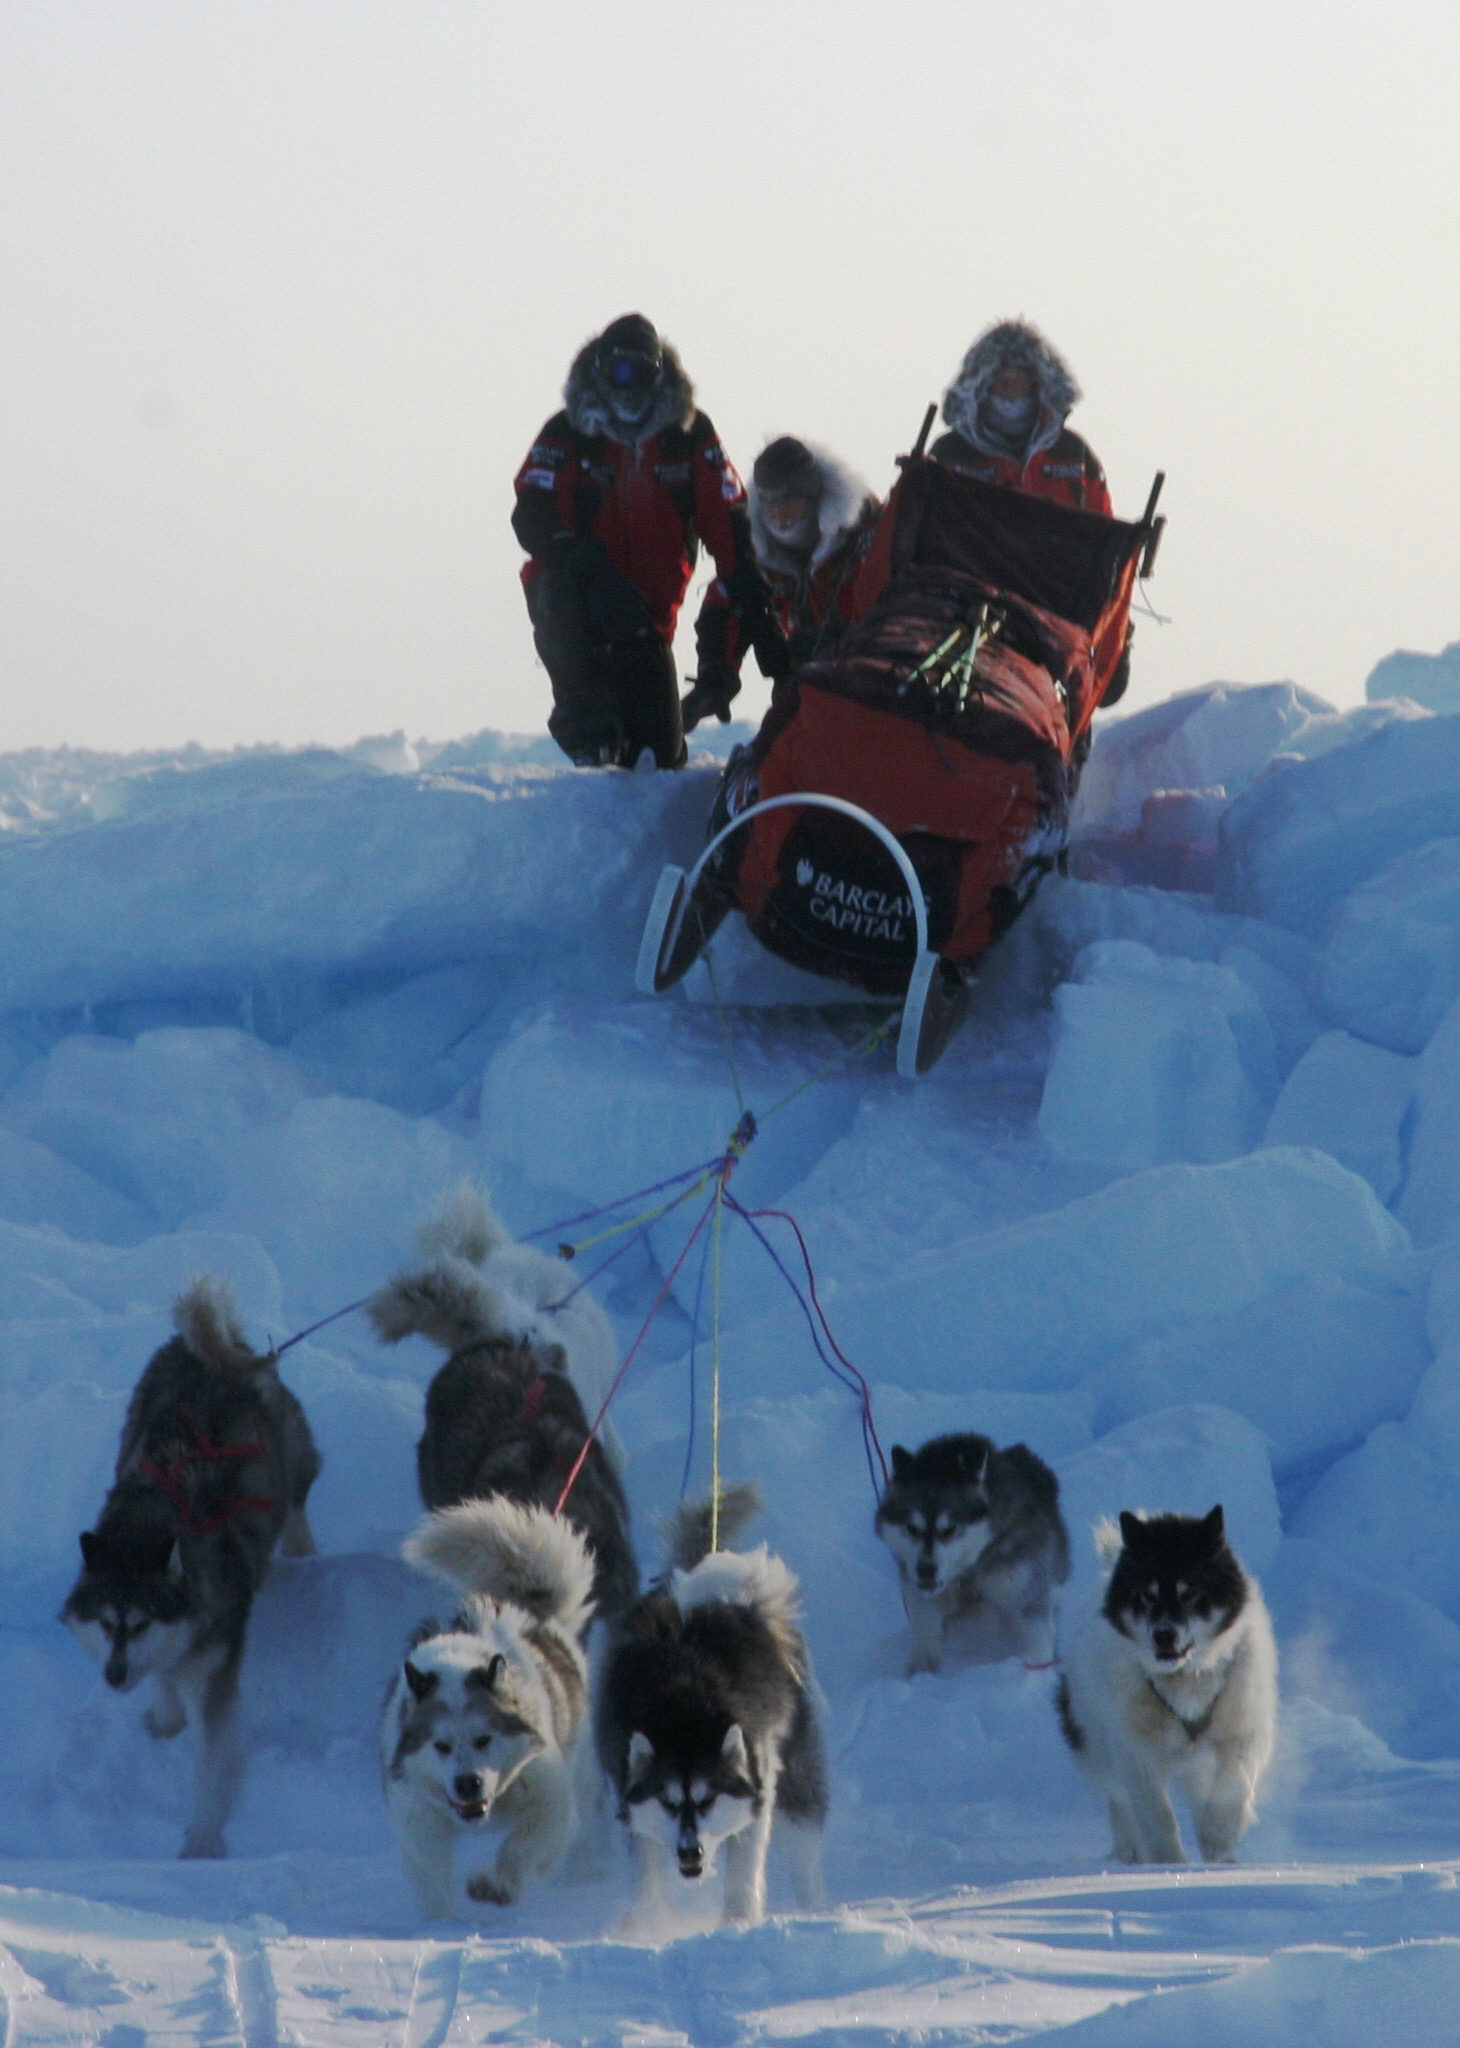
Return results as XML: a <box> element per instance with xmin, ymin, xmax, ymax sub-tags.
<box><xmin>7</xmin><ymin>676</ymin><xmax>1460</xmax><ymax>2042</ymax></box>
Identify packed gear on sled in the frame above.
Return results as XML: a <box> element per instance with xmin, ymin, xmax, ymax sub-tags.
<box><xmin>513</xmin><ymin>314</ymin><xmax>778</xmax><ymax>767</ymax></box>
<box><xmin>637</xmin><ymin>408</ymin><xmax>1164</xmax><ymax>1076</ymax></box>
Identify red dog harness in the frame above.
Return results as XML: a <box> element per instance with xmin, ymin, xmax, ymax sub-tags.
<box><xmin>139</xmin><ymin>1413</ymin><xmax>272</xmax><ymax>1533</ymax></box>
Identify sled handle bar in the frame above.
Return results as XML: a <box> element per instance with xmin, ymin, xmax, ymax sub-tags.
<box><xmin>671</xmin><ymin>793</ymin><xmax>937</xmax><ymax>1081</ymax></box>
<box><xmin>680</xmin><ymin>792</ymin><xmax>933</xmax><ymax>965</ymax></box>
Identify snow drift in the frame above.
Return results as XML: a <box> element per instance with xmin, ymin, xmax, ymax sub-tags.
<box><xmin>4</xmin><ymin>668</ymin><xmax>1460</xmax><ymax>2042</ymax></box>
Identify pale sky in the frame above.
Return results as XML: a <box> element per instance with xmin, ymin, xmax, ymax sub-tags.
<box><xmin>2</xmin><ymin>1</ymin><xmax>1456</xmax><ymax>754</ymax></box>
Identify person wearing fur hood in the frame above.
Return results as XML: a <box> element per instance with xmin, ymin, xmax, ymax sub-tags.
<box><xmin>931</xmin><ymin>320</ymin><xmax>1112</xmax><ymax>515</ymax></box>
<box><xmin>512</xmin><ymin>314</ymin><xmax>776</xmax><ymax>768</ymax></box>
<box><xmin>747</xmin><ymin>438</ymin><xmax>882</xmax><ymax>675</ymax></box>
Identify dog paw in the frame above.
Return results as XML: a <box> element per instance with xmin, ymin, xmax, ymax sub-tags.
<box><xmin>179</xmin><ymin>1832</ymin><xmax>226</xmax><ymax>1860</ymax></box>
<box><xmin>144</xmin><ymin>1705</ymin><xmax>186</xmax><ymax>1740</ymax></box>
<box><xmin>466</xmin><ymin>1873</ymin><xmax>513</xmax><ymax>1906</ymax></box>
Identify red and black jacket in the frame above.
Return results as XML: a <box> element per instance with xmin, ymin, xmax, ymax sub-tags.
<box><xmin>928</xmin><ymin>426</ymin><xmax>1112</xmax><ymax>516</ymax></box>
<box><xmin>513</xmin><ymin>354</ymin><xmax>769</xmax><ymax>673</ymax></box>
<box><xmin>750</xmin><ymin>452</ymin><xmax>882</xmax><ymax>673</ymax></box>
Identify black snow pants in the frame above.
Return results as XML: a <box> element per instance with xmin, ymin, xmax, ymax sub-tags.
<box><xmin>528</xmin><ymin>546</ymin><xmax>686</xmax><ymax>770</ymax></box>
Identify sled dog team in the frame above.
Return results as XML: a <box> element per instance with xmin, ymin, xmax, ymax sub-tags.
<box><xmin>62</xmin><ymin>1188</ymin><xmax>1278</xmax><ymax>1922</ymax></box>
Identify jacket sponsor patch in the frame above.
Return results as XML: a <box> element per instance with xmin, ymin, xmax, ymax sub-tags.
<box><xmin>529</xmin><ymin>443</ymin><xmax>565</xmax><ymax>466</ymax></box>
<box><xmin>521</xmin><ymin>468</ymin><xmax>557</xmax><ymax>490</ymax></box>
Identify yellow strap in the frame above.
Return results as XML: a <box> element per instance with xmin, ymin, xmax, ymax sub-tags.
<box><xmin>702</xmin><ymin>940</ymin><xmax>747</xmax><ymax>1119</ymax></box>
<box><xmin>710</xmin><ymin>1175</ymin><xmax>725</xmax><ymax>1553</ymax></box>
<box><xmin>562</xmin><ymin>1170</ymin><xmax>714</xmax><ymax>1260</ymax></box>
<box><xmin>756</xmin><ymin>1013</ymin><xmax>899</xmax><ymax>1125</ymax></box>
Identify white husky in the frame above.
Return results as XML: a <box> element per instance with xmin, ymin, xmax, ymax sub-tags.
<box><xmin>382</xmin><ymin>1495</ymin><xmax>594</xmax><ymax>1916</ymax></box>
<box><xmin>1056</xmin><ymin>1507</ymin><xmax>1277</xmax><ymax>1865</ymax></box>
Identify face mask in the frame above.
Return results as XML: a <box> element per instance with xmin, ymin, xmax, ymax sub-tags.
<box><xmin>607</xmin><ymin>386</ymin><xmax>656</xmax><ymax>428</ymax></box>
<box><xmin>600</xmin><ymin>353</ymin><xmax>659</xmax><ymax>427</ymax></box>
<box><xmin>985</xmin><ymin>390</ymin><xmax>1037</xmax><ymax>430</ymax></box>
<box><xmin>761</xmin><ymin>496</ymin><xmax>816</xmax><ymax>549</ymax></box>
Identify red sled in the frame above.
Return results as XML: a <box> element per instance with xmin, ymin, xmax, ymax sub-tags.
<box><xmin>638</xmin><ymin>438</ymin><xmax>1164</xmax><ymax>1076</ymax></box>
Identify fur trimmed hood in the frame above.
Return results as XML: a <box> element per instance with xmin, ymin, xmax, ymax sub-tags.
<box><xmin>749</xmin><ymin>444</ymin><xmax>873</xmax><ymax>578</ymax></box>
<box><xmin>941</xmin><ymin>320</ymin><xmax>1082</xmax><ymax>460</ymax></box>
<box><xmin>563</xmin><ymin>328</ymin><xmax>696</xmax><ymax>446</ymax></box>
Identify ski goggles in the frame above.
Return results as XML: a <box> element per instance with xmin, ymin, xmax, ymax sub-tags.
<box><xmin>601</xmin><ymin>350</ymin><xmax>659</xmax><ymax>391</ymax></box>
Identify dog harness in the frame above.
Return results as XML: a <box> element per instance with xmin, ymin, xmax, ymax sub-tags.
<box><xmin>521</xmin><ymin>1373</ymin><xmax>584</xmax><ymax>1486</ymax></box>
<box><xmin>139</xmin><ymin>1412</ymin><xmax>272</xmax><ymax>1533</ymax></box>
<box><xmin>1146</xmin><ymin>1677</ymin><xmax>1218</xmax><ymax>1743</ymax></box>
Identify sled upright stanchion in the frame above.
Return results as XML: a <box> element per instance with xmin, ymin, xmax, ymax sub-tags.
<box><xmin>634</xmin><ymin>792</ymin><xmax>951</xmax><ymax>1079</ymax></box>
<box><xmin>1139</xmin><ymin>471</ymin><xmax>1166</xmax><ymax>579</ymax></box>
<box><xmin>909</xmin><ymin>402</ymin><xmax>937</xmax><ymax>463</ymax></box>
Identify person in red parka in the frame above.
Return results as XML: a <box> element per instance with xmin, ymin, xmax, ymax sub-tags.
<box><xmin>930</xmin><ymin>320</ymin><xmax>1112</xmax><ymax>513</ymax></box>
<box><xmin>512</xmin><ymin>313</ymin><xmax>778</xmax><ymax>768</ymax></box>
<box><xmin>747</xmin><ymin>437</ymin><xmax>882</xmax><ymax>675</ymax></box>
<box><xmin>929</xmin><ymin>319</ymin><xmax>1129</xmax><ymax>704</ymax></box>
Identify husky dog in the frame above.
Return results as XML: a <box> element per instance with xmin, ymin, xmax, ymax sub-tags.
<box><xmin>60</xmin><ymin>1279</ymin><xmax>320</xmax><ymax>1858</ymax></box>
<box><xmin>597</xmin><ymin>1484</ymin><xmax>828</xmax><ymax>1928</ymax></box>
<box><xmin>1057</xmin><ymin>1506</ymin><xmax>1278</xmax><ymax>1865</ymax></box>
<box><xmin>383</xmin><ymin>1495</ymin><xmax>595</xmax><ymax>1917</ymax></box>
<box><xmin>874</xmin><ymin>1433</ymin><xmax>1070</xmax><ymax>1674</ymax></box>
<box><xmin>370</xmin><ymin>1185</ymin><xmax>637</xmax><ymax>1623</ymax></box>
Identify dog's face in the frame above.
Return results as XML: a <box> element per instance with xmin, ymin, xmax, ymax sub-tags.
<box><xmin>876</xmin><ymin>1440</ymin><xmax>994</xmax><ymax>1595</ymax></box>
<box><xmin>624</xmin><ymin>1727</ymin><xmax>757</xmax><ymax>1882</ymax></box>
<box><xmin>386</xmin><ymin>1642</ymin><xmax>541</xmax><ymax>1824</ymax></box>
<box><xmin>1104</xmin><ymin>1507</ymin><xmax>1247</xmax><ymax>1675</ymax></box>
<box><xmin>62</xmin><ymin>1530</ymin><xmax>194</xmax><ymax>1692</ymax></box>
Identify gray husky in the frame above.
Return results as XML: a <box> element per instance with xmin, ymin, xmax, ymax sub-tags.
<box><xmin>370</xmin><ymin>1188</ymin><xmax>638</xmax><ymax>1624</ymax></box>
<box><xmin>596</xmin><ymin>1484</ymin><xmax>828</xmax><ymax>1928</ymax></box>
<box><xmin>874</xmin><ymin>1433</ymin><xmax>1070</xmax><ymax>1674</ymax></box>
<box><xmin>382</xmin><ymin>1496</ymin><xmax>594</xmax><ymax>1917</ymax></box>
<box><xmin>60</xmin><ymin>1278</ymin><xmax>320</xmax><ymax>1858</ymax></box>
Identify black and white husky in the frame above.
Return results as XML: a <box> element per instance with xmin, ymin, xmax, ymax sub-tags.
<box><xmin>596</xmin><ymin>1485</ymin><xmax>828</xmax><ymax>1928</ymax></box>
<box><xmin>383</xmin><ymin>1495</ymin><xmax>595</xmax><ymax>1917</ymax></box>
<box><xmin>874</xmin><ymin>1433</ymin><xmax>1070</xmax><ymax>1673</ymax></box>
<box><xmin>1057</xmin><ymin>1507</ymin><xmax>1278</xmax><ymax>1865</ymax></box>
<box><xmin>370</xmin><ymin>1185</ymin><xmax>637</xmax><ymax>1624</ymax></box>
<box><xmin>60</xmin><ymin>1278</ymin><xmax>321</xmax><ymax>1858</ymax></box>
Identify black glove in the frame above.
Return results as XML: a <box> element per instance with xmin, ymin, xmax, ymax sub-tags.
<box><xmin>540</xmin><ymin>535</ymin><xmax>652</xmax><ymax>640</ymax></box>
<box><xmin>752</xmin><ymin>615</ymin><xmax>792</xmax><ymax>682</ymax></box>
<box><xmin>680</xmin><ymin>664</ymin><xmax>737</xmax><ymax>732</ymax></box>
<box><xmin>542</xmin><ymin>532</ymin><xmax>610</xmax><ymax>584</ymax></box>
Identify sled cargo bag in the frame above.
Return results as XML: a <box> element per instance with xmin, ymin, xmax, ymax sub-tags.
<box><xmin>726</xmin><ymin>459</ymin><xmax>1154</xmax><ymax>993</ymax></box>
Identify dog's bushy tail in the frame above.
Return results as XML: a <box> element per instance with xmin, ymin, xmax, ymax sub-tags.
<box><xmin>657</xmin><ymin>1481</ymin><xmax>762</xmax><ymax>1575</ymax></box>
<box><xmin>367</xmin><ymin>1258</ymin><xmax>515</xmax><ymax>1356</ymax></box>
<box><xmin>1093</xmin><ymin>1516</ymin><xmax>1125</xmax><ymax>1566</ymax></box>
<box><xmin>405</xmin><ymin>1495</ymin><xmax>595</xmax><ymax>1639</ymax></box>
<box><xmin>174</xmin><ymin>1277</ymin><xmax>260</xmax><ymax>1376</ymax></box>
<box><xmin>414</xmin><ymin>1181</ymin><xmax>510</xmax><ymax>1268</ymax></box>
<box><xmin>674</xmin><ymin>1545</ymin><xmax>807</xmax><ymax>1684</ymax></box>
